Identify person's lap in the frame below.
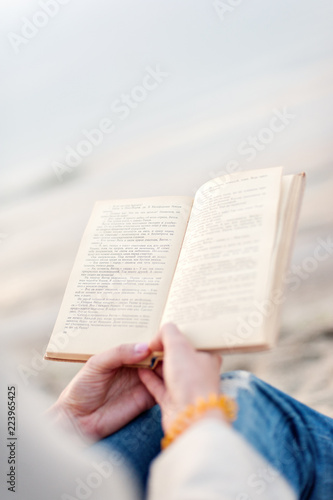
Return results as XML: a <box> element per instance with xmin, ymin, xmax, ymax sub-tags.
<box><xmin>96</xmin><ymin>371</ymin><xmax>333</xmax><ymax>499</ymax></box>
<box><xmin>221</xmin><ymin>371</ymin><xmax>333</xmax><ymax>499</ymax></box>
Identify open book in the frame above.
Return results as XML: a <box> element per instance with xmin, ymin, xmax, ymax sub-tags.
<box><xmin>45</xmin><ymin>167</ymin><xmax>305</xmax><ymax>367</ymax></box>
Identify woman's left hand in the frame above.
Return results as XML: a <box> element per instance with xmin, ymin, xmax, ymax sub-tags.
<box><xmin>46</xmin><ymin>343</ymin><xmax>155</xmax><ymax>442</ymax></box>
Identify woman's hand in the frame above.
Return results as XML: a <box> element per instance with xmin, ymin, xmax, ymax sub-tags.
<box><xmin>46</xmin><ymin>343</ymin><xmax>155</xmax><ymax>443</ymax></box>
<box><xmin>138</xmin><ymin>323</ymin><xmax>224</xmax><ymax>433</ymax></box>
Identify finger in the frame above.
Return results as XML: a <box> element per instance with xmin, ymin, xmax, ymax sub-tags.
<box><xmin>154</xmin><ymin>362</ymin><xmax>164</xmax><ymax>379</ymax></box>
<box><xmin>87</xmin><ymin>343</ymin><xmax>151</xmax><ymax>373</ymax></box>
<box><xmin>95</xmin><ymin>385</ymin><xmax>156</xmax><ymax>438</ymax></box>
<box><xmin>138</xmin><ymin>368</ymin><xmax>166</xmax><ymax>405</ymax></box>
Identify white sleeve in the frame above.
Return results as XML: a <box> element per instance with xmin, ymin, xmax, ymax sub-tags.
<box><xmin>147</xmin><ymin>418</ymin><xmax>296</xmax><ymax>500</ymax></box>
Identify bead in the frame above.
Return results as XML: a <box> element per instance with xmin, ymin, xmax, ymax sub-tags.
<box><xmin>161</xmin><ymin>393</ymin><xmax>237</xmax><ymax>450</ymax></box>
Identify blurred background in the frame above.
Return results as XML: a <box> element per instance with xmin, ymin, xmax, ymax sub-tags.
<box><xmin>1</xmin><ymin>0</ymin><xmax>332</xmax><ymax>415</ymax></box>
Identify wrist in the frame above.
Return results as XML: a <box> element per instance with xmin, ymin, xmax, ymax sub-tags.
<box><xmin>162</xmin><ymin>394</ymin><xmax>237</xmax><ymax>450</ymax></box>
<box><xmin>200</xmin><ymin>407</ymin><xmax>227</xmax><ymax>422</ymax></box>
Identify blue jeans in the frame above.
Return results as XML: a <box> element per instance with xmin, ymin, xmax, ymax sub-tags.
<box><xmin>97</xmin><ymin>371</ymin><xmax>333</xmax><ymax>499</ymax></box>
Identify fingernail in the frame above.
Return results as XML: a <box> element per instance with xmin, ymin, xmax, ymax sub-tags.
<box><xmin>134</xmin><ymin>342</ymin><xmax>149</xmax><ymax>354</ymax></box>
<box><xmin>163</xmin><ymin>323</ymin><xmax>179</xmax><ymax>335</ymax></box>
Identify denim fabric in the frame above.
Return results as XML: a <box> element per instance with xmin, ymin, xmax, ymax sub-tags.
<box><xmin>97</xmin><ymin>404</ymin><xmax>163</xmax><ymax>496</ymax></box>
<box><xmin>97</xmin><ymin>371</ymin><xmax>333</xmax><ymax>499</ymax></box>
<box><xmin>221</xmin><ymin>371</ymin><xmax>333</xmax><ymax>500</ymax></box>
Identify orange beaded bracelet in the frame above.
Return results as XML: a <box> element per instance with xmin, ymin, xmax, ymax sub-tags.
<box><xmin>161</xmin><ymin>393</ymin><xmax>237</xmax><ymax>450</ymax></box>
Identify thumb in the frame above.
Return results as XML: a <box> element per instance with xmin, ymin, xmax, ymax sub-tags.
<box><xmin>162</xmin><ymin>323</ymin><xmax>195</xmax><ymax>364</ymax></box>
<box><xmin>87</xmin><ymin>343</ymin><xmax>151</xmax><ymax>373</ymax></box>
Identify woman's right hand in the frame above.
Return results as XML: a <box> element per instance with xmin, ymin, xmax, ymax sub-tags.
<box><xmin>138</xmin><ymin>323</ymin><xmax>225</xmax><ymax>433</ymax></box>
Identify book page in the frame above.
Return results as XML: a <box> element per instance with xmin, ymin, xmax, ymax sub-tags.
<box><xmin>47</xmin><ymin>197</ymin><xmax>192</xmax><ymax>358</ymax></box>
<box><xmin>161</xmin><ymin>167</ymin><xmax>283</xmax><ymax>349</ymax></box>
<box><xmin>262</xmin><ymin>173</ymin><xmax>306</xmax><ymax>347</ymax></box>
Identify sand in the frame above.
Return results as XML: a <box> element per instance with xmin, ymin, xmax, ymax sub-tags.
<box><xmin>1</xmin><ymin>157</ymin><xmax>333</xmax><ymax>418</ymax></box>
